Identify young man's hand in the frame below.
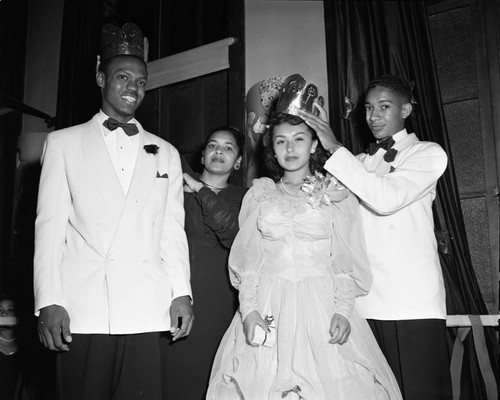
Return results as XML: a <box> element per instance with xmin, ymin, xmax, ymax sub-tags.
<box><xmin>169</xmin><ymin>295</ymin><xmax>194</xmax><ymax>341</ymax></box>
<box><xmin>298</xmin><ymin>103</ymin><xmax>341</xmax><ymax>153</ymax></box>
<box><xmin>38</xmin><ymin>305</ymin><xmax>72</xmax><ymax>351</ymax></box>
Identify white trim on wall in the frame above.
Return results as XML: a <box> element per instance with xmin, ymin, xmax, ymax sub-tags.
<box><xmin>146</xmin><ymin>37</ymin><xmax>236</xmax><ymax>91</ymax></box>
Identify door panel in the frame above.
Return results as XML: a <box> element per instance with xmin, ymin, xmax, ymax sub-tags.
<box><xmin>428</xmin><ymin>0</ymin><xmax>500</xmax><ymax>312</ymax></box>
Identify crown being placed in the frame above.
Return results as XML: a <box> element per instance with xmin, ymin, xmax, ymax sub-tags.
<box><xmin>100</xmin><ymin>23</ymin><xmax>149</xmax><ymax>63</ymax></box>
<box><xmin>275</xmin><ymin>74</ymin><xmax>324</xmax><ymax>117</ymax></box>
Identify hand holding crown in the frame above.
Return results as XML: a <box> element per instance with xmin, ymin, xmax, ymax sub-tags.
<box><xmin>273</xmin><ymin>73</ymin><xmax>342</xmax><ymax>154</ymax></box>
<box><xmin>298</xmin><ymin>102</ymin><xmax>341</xmax><ymax>154</ymax></box>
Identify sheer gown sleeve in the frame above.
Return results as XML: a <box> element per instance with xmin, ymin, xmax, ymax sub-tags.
<box><xmin>327</xmin><ymin>180</ymin><xmax>372</xmax><ymax>320</ymax></box>
<box><xmin>227</xmin><ymin>179</ymin><xmax>273</xmax><ymax>321</ymax></box>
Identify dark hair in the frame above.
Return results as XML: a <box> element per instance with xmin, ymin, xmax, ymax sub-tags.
<box><xmin>98</xmin><ymin>55</ymin><xmax>148</xmax><ymax>75</ymax></box>
<box><xmin>366</xmin><ymin>74</ymin><xmax>412</xmax><ymax>104</ymax></box>
<box><xmin>204</xmin><ymin>126</ymin><xmax>245</xmax><ymax>157</ymax></box>
<box><xmin>262</xmin><ymin>112</ymin><xmax>328</xmax><ymax>181</ymax></box>
<box><xmin>0</xmin><ymin>293</ymin><xmax>16</xmax><ymax>308</ymax></box>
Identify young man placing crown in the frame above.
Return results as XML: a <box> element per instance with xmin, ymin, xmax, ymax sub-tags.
<box><xmin>299</xmin><ymin>74</ymin><xmax>452</xmax><ymax>400</ymax></box>
<box><xmin>34</xmin><ymin>23</ymin><xmax>193</xmax><ymax>400</ymax></box>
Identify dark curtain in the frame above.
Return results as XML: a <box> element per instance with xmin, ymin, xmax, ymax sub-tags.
<box><xmin>323</xmin><ymin>1</ymin><xmax>498</xmax><ymax>399</ymax></box>
<box><xmin>56</xmin><ymin>0</ymin><xmax>103</xmax><ymax>129</ymax></box>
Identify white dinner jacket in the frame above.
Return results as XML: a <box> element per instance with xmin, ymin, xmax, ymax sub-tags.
<box><xmin>34</xmin><ymin>114</ymin><xmax>191</xmax><ymax>334</ymax></box>
<box><xmin>324</xmin><ymin>129</ymin><xmax>448</xmax><ymax>320</ymax></box>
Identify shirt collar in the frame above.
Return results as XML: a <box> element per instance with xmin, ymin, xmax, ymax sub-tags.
<box><xmin>391</xmin><ymin>128</ymin><xmax>408</xmax><ymax>143</ymax></box>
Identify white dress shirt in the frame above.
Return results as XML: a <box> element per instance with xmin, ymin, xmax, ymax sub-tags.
<box><xmin>98</xmin><ymin>110</ymin><xmax>140</xmax><ymax>194</ymax></box>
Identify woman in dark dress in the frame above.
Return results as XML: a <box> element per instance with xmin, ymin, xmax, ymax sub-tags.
<box><xmin>163</xmin><ymin>126</ymin><xmax>247</xmax><ymax>400</ymax></box>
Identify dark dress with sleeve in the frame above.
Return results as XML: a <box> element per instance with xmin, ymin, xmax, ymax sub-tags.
<box><xmin>0</xmin><ymin>351</ymin><xmax>21</xmax><ymax>400</ymax></box>
<box><xmin>162</xmin><ymin>182</ymin><xmax>248</xmax><ymax>400</ymax></box>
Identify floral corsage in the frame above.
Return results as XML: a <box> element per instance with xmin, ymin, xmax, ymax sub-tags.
<box><xmin>301</xmin><ymin>171</ymin><xmax>348</xmax><ymax>208</ymax></box>
<box><xmin>144</xmin><ymin>144</ymin><xmax>159</xmax><ymax>155</ymax></box>
<box><xmin>301</xmin><ymin>171</ymin><xmax>332</xmax><ymax>209</ymax></box>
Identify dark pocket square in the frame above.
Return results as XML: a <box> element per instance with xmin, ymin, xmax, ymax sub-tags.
<box><xmin>156</xmin><ymin>172</ymin><xmax>169</xmax><ymax>179</ymax></box>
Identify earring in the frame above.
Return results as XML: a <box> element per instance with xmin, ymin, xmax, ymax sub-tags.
<box><xmin>311</xmin><ymin>150</ymin><xmax>316</xmax><ymax>154</ymax></box>
<box><xmin>234</xmin><ymin>163</ymin><xmax>240</xmax><ymax>171</ymax></box>
<box><xmin>201</xmin><ymin>157</ymin><xmax>204</xmax><ymax>165</ymax></box>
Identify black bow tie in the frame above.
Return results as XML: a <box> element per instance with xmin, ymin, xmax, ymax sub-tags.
<box><xmin>103</xmin><ymin>118</ymin><xmax>139</xmax><ymax>136</ymax></box>
<box><xmin>366</xmin><ymin>137</ymin><xmax>397</xmax><ymax>162</ymax></box>
<box><xmin>366</xmin><ymin>137</ymin><xmax>395</xmax><ymax>155</ymax></box>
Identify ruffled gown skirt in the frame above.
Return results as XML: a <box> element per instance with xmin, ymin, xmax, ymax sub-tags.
<box><xmin>207</xmin><ymin>272</ymin><xmax>402</xmax><ymax>400</ymax></box>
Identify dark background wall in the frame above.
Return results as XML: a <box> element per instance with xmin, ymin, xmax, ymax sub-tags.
<box><xmin>0</xmin><ymin>0</ymin><xmax>28</xmax><ymax>295</ymax></box>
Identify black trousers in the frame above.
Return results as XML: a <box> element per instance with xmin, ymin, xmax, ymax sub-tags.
<box><xmin>368</xmin><ymin>319</ymin><xmax>452</xmax><ymax>400</ymax></box>
<box><xmin>56</xmin><ymin>332</ymin><xmax>163</xmax><ymax>400</ymax></box>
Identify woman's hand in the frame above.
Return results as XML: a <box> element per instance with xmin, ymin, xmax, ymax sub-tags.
<box><xmin>183</xmin><ymin>173</ymin><xmax>204</xmax><ymax>193</ymax></box>
<box><xmin>329</xmin><ymin>313</ymin><xmax>351</xmax><ymax>345</ymax></box>
<box><xmin>298</xmin><ymin>103</ymin><xmax>341</xmax><ymax>153</ymax></box>
<box><xmin>243</xmin><ymin>310</ymin><xmax>268</xmax><ymax>347</ymax></box>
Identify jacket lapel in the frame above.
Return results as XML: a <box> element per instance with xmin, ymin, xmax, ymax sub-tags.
<box><xmin>123</xmin><ymin>130</ymin><xmax>157</xmax><ymax>216</ymax></box>
<box><xmin>108</xmin><ymin>130</ymin><xmax>158</xmax><ymax>252</ymax></box>
<box><xmin>372</xmin><ymin>131</ymin><xmax>419</xmax><ymax>176</ymax></box>
<box><xmin>82</xmin><ymin>115</ymin><xmax>125</xmax><ymax>219</ymax></box>
<box><xmin>392</xmin><ymin>132</ymin><xmax>419</xmax><ymax>153</ymax></box>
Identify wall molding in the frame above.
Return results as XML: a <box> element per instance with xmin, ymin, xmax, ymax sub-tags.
<box><xmin>146</xmin><ymin>37</ymin><xmax>236</xmax><ymax>91</ymax></box>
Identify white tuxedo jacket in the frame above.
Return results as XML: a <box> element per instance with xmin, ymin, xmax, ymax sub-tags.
<box><xmin>324</xmin><ymin>129</ymin><xmax>448</xmax><ymax>320</ymax></box>
<box><xmin>34</xmin><ymin>114</ymin><xmax>191</xmax><ymax>334</ymax></box>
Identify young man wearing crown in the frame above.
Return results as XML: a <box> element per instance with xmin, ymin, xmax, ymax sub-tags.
<box><xmin>33</xmin><ymin>23</ymin><xmax>193</xmax><ymax>400</ymax></box>
<box><xmin>299</xmin><ymin>74</ymin><xmax>452</xmax><ymax>400</ymax></box>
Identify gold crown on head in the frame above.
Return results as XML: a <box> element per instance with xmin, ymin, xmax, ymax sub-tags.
<box><xmin>275</xmin><ymin>74</ymin><xmax>324</xmax><ymax>117</ymax></box>
<box><xmin>100</xmin><ymin>23</ymin><xmax>149</xmax><ymax>63</ymax></box>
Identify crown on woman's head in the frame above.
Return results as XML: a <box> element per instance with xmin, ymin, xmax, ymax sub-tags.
<box><xmin>99</xmin><ymin>23</ymin><xmax>149</xmax><ymax>63</ymax></box>
<box><xmin>275</xmin><ymin>74</ymin><xmax>324</xmax><ymax>117</ymax></box>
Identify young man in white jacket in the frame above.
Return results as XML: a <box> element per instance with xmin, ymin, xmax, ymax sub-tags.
<box><xmin>299</xmin><ymin>74</ymin><xmax>452</xmax><ymax>400</ymax></box>
<box><xmin>34</xmin><ymin>23</ymin><xmax>193</xmax><ymax>400</ymax></box>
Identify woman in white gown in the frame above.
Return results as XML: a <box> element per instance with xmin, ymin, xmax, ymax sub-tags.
<box><xmin>207</xmin><ymin>110</ymin><xmax>402</xmax><ymax>400</ymax></box>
